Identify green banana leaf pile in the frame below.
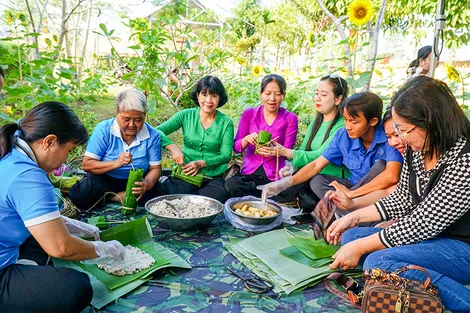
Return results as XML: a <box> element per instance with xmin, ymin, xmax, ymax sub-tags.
<box><xmin>225</xmin><ymin>228</ymin><xmax>354</xmax><ymax>294</ymax></box>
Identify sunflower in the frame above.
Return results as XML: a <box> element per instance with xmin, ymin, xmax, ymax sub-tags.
<box><xmin>348</xmin><ymin>0</ymin><xmax>374</xmax><ymax>26</ymax></box>
<box><xmin>252</xmin><ymin>65</ymin><xmax>262</xmax><ymax>76</ymax></box>
<box><xmin>236</xmin><ymin>56</ymin><xmax>247</xmax><ymax>66</ymax></box>
<box><xmin>445</xmin><ymin>63</ymin><xmax>461</xmax><ymax>83</ymax></box>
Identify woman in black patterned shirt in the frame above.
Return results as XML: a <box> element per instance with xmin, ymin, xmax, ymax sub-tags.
<box><xmin>326</xmin><ymin>76</ymin><xmax>470</xmax><ymax>312</ymax></box>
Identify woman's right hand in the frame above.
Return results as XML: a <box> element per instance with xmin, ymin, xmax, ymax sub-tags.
<box><xmin>325</xmin><ymin>190</ymin><xmax>355</xmax><ymax>211</ymax></box>
<box><xmin>116</xmin><ymin>151</ymin><xmax>132</xmax><ymax>167</ymax></box>
<box><xmin>83</xmin><ymin>240</ymin><xmax>125</xmax><ymax>265</ymax></box>
<box><xmin>166</xmin><ymin>144</ymin><xmax>184</xmax><ymax>165</ymax></box>
<box><xmin>326</xmin><ymin>213</ymin><xmax>357</xmax><ymax>245</ymax></box>
<box><xmin>242</xmin><ymin>132</ymin><xmax>258</xmax><ymax>147</ymax></box>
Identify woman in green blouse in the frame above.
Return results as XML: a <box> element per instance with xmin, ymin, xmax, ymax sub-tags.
<box><xmin>263</xmin><ymin>75</ymin><xmax>349</xmax><ymax>211</ymax></box>
<box><xmin>156</xmin><ymin>76</ymin><xmax>234</xmax><ymax>202</ymax></box>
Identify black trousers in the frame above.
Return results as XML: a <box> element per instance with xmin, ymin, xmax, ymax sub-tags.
<box><xmin>224</xmin><ymin>167</ymin><xmax>319</xmax><ymax>207</ymax></box>
<box><xmin>69</xmin><ymin>173</ymin><xmax>162</xmax><ymax>210</ymax></box>
<box><xmin>0</xmin><ymin>237</ymin><xmax>92</xmax><ymax>313</ymax></box>
<box><xmin>155</xmin><ymin>175</ymin><xmax>230</xmax><ymax>203</ymax></box>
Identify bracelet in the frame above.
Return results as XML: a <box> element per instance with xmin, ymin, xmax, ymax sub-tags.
<box><xmin>355</xmin><ymin>211</ymin><xmax>360</xmax><ymax>227</ymax></box>
<box><xmin>289</xmin><ymin>149</ymin><xmax>294</xmax><ymax>159</ymax></box>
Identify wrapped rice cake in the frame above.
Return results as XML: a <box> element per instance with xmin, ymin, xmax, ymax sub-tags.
<box><xmin>97</xmin><ymin>245</ymin><xmax>155</xmax><ymax>276</ymax></box>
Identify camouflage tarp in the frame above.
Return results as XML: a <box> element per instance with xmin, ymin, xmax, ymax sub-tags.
<box><xmin>79</xmin><ymin>204</ymin><xmax>360</xmax><ymax>313</ymax></box>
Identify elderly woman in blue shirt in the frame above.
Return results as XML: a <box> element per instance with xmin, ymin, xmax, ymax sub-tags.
<box><xmin>69</xmin><ymin>89</ymin><xmax>162</xmax><ymax>210</ymax></box>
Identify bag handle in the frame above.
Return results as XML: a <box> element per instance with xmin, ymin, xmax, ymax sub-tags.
<box><xmin>394</xmin><ymin>265</ymin><xmax>432</xmax><ymax>289</ymax></box>
<box><xmin>324</xmin><ymin>272</ymin><xmax>361</xmax><ymax>308</ymax></box>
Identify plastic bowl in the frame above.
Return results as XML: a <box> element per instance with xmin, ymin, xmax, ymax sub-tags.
<box><xmin>230</xmin><ymin>199</ymin><xmax>282</xmax><ymax>226</ymax></box>
<box><xmin>145</xmin><ymin>194</ymin><xmax>223</xmax><ymax>231</ymax></box>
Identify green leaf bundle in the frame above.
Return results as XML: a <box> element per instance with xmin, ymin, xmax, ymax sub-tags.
<box><xmin>171</xmin><ymin>164</ymin><xmax>204</xmax><ymax>187</ymax></box>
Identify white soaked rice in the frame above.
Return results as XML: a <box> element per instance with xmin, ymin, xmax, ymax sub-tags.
<box><xmin>149</xmin><ymin>198</ymin><xmax>219</xmax><ymax>218</ymax></box>
<box><xmin>97</xmin><ymin>245</ymin><xmax>155</xmax><ymax>276</ymax></box>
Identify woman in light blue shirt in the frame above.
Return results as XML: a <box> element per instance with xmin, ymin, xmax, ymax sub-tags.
<box><xmin>0</xmin><ymin>102</ymin><xmax>125</xmax><ymax>313</ymax></box>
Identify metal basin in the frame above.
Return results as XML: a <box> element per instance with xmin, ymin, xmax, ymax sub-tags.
<box><xmin>230</xmin><ymin>199</ymin><xmax>282</xmax><ymax>226</ymax></box>
<box><xmin>145</xmin><ymin>194</ymin><xmax>223</xmax><ymax>231</ymax></box>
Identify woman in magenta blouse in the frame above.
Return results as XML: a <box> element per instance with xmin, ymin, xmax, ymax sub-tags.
<box><xmin>225</xmin><ymin>74</ymin><xmax>298</xmax><ymax>202</ymax></box>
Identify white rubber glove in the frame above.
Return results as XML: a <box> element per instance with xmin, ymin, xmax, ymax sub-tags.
<box><xmin>82</xmin><ymin>240</ymin><xmax>125</xmax><ymax>265</ymax></box>
<box><xmin>279</xmin><ymin>161</ymin><xmax>294</xmax><ymax>177</ymax></box>
<box><xmin>257</xmin><ymin>176</ymin><xmax>294</xmax><ymax>201</ymax></box>
<box><xmin>63</xmin><ymin>216</ymin><xmax>100</xmax><ymax>240</ymax></box>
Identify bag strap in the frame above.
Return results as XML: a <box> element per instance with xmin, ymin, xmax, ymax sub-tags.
<box><xmin>394</xmin><ymin>265</ymin><xmax>432</xmax><ymax>289</ymax></box>
<box><xmin>324</xmin><ymin>272</ymin><xmax>361</xmax><ymax>308</ymax></box>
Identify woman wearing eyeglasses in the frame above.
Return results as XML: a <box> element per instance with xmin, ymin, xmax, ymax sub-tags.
<box><xmin>225</xmin><ymin>74</ymin><xmax>298</xmax><ymax>202</ymax></box>
<box><xmin>155</xmin><ymin>76</ymin><xmax>234</xmax><ymax>203</ymax></box>
<box><xmin>253</xmin><ymin>74</ymin><xmax>349</xmax><ymax>210</ymax></box>
<box><xmin>327</xmin><ymin>76</ymin><xmax>470</xmax><ymax>312</ymax></box>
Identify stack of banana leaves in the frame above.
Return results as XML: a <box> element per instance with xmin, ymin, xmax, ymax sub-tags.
<box><xmin>225</xmin><ymin>229</ymin><xmax>360</xmax><ymax>294</ymax></box>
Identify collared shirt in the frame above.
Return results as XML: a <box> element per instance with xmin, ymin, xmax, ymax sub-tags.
<box><xmin>234</xmin><ymin>105</ymin><xmax>298</xmax><ymax>181</ymax></box>
<box><xmin>0</xmin><ymin>140</ymin><xmax>61</xmax><ymax>270</ymax></box>
<box><xmin>322</xmin><ymin>126</ymin><xmax>403</xmax><ymax>185</ymax></box>
<box><xmin>376</xmin><ymin>138</ymin><xmax>470</xmax><ymax>248</ymax></box>
<box><xmin>156</xmin><ymin>108</ymin><xmax>234</xmax><ymax>177</ymax></box>
<box><xmin>85</xmin><ymin>118</ymin><xmax>161</xmax><ymax>179</ymax></box>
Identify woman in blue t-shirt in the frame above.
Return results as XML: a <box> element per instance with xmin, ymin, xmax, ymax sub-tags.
<box><xmin>0</xmin><ymin>102</ymin><xmax>125</xmax><ymax>313</ymax></box>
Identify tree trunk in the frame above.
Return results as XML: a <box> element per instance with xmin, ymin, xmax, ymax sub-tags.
<box><xmin>364</xmin><ymin>0</ymin><xmax>387</xmax><ymax>91</ymax></box>
<box><xmin>24</xmin><ymin>0</ymin><xmax>40</xmax><ymax>60</ymax></box>
<box><xmin>78</xmin><ymin>0</ymin><xmax>92</xmax><ymax>79</ymax></box>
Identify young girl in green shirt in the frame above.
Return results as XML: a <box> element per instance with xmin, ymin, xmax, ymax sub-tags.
<box><xmin>263</xmin><ymin>75</ymin><xmax>349</xmax><ymax>211</ymax></box>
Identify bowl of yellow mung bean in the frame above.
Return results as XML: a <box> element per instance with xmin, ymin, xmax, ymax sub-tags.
<box><xmin>230</xmin><ymin>199</ymin><xmax>282</xmax><ymax>225</ymax></box>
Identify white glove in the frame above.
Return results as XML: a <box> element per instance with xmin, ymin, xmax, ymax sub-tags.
<box><xmin>63</xmin><ymin>216</ymin><xmax>100</xmax><ymax>240</ymax></box>
<box><xmin>279</xmin><ymin>161</ymin><xmax>294</xmax><ymax>177</ymax></box>
<box><xmin>82</xmin><ymin>240</ymin><xmax>125</xmax><ymax>266</ymax></box>
<box><xmin>257</xmin><ymin>176</ymin><xmax>294</xmax><ymax>201</ymax></box>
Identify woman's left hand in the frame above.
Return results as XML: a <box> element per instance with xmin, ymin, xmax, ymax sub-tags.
<box><xmin>182</xmin><ymin>160</ymin><xmax>206</xmax><ymax>176</ymax></box>
<box><xmin>330</xmin><ymin>241</ymin><xmax>363</xmax><ymax>270</ymax></box>
<box><xmin>260</xmin><ymin>143</ymin><xmax>293</xmax><ymax>158</ymax></box>
<box><xmin>133</xmin><ymin>180</ymin><xmax>150</xmax><ymax>200</ymax></box>
<box><xmin>329</xmin><ymin>181</ymin><xmax>353</xmax><ymax>198</ymax></box>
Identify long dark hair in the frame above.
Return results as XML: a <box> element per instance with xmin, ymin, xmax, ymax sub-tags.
<box><xmin>0</xmin><ymin>102</ymin><xmax>88</xmax><ymax>159</ymax></box>
<box><xmin>305</xmin><ymin>75</ymin><xmax>348</xmax><ymax>150</ymax></box>
<box><xmin>391</xmin><ymin>76</ymin><xmax>470</xmax><ymax>159</ymax></box>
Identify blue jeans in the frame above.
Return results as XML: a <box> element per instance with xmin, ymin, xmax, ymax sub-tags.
<box><xmin>342</xmin><ymin>228</ymin><xmax>470</xmax><ymax>313</ymax></box>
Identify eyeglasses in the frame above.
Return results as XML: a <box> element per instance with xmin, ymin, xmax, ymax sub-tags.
<box><xmin>327</xmin><ymin>73</ymin><xmax>344</xmax><ymax>91</ymax></box>
<box><xmin>393</xmin><ymin>121</ymin><xmax>416</xmax><ymax>139</ymax></box>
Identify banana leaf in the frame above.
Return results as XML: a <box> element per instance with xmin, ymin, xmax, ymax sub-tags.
<box><xmin>80</xmin><ymin>241</ymin><xmax>169</xmax><ymax>290</ymax></box>
<box><xmin>53</xmin><ymin>241</ymin><xmax>191</xmax><ymax>309</ymax></box>
<box><xmin>171</xmin><ymin>164</ymin><xmax>204</xmax><ymax>187</ymax></box>
<box><xmin>286</xmin><ymin>230</ymin><xmax>340</xmax><ymax>260</ymax></box>
<box><xmin>77</xmin><ymin>217</ymin><xmax>192</xmax><ymax>291</ymax></box>
<box><xmin>225</xmin><ymin>229</ymin><xmax>334</xmax><ymax>294</ymax></box>
<box><xmin>279</xmin><ymin>246</ymin><xmax>332</xmax><ymax>268</ymax></box>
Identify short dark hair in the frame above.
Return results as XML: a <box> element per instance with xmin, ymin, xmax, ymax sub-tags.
<box><xmin>383</xmin><ymin>105</ymin><xmax>392</xmax><ymax>123</ymax></box>
<box><xmin>0</xmin><ymin>102</ymin><xmax>88</xmax><ymax>159</ymax></box>
<box><xmin>341</xmin><ymin>91</ymin><xmax>383</xmax><ymax>124</ymax></box>
<box><xmin>0</xmin><ymin>66</ymin><xmax>4</xmax><ymax>78</ymax></box>
<box><xmin>391</xmin><ymin>76</ymin><xmax>470</xmax><ymax>159</ymax></box>
<box><xmin>260</xmin><ymin>74</ymin><xmax>287</xmax><ymax>95</ymax></box>
<box><xmin>190</xmin><ymin>76</ymin><xmax>228</xmax><ymax>107</ymax></box>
